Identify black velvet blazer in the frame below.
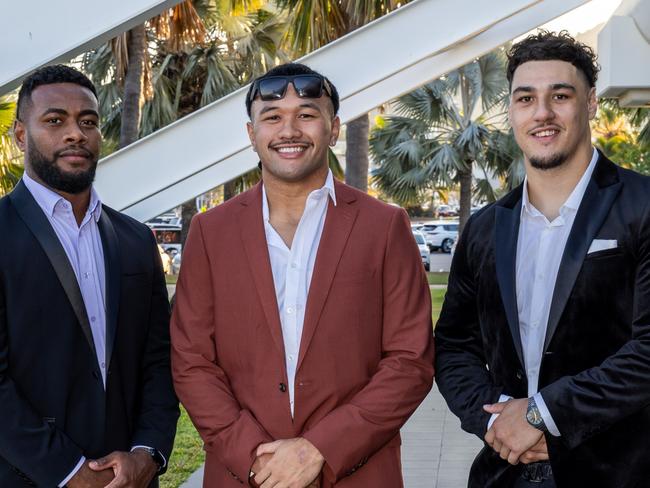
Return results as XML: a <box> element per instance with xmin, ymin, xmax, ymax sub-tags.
<box><xmin>0</xmin><ymin>181</ymin><xmax>179</xmax><ymax>487</ymax></box>
<box><xmin>435</xmin><ymin>153</ymin><xmax>650</xmax><ymax>488</ymax></box>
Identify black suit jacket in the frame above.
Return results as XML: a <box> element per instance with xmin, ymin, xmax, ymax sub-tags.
<box><xmin>0</xmin><ymin>181</ymin><xmax>179</xmax><ymax>487</ymax></box>
<box><xmin>435</xmin><ymin>153</ymin><xmax>650</xmax><ymax>488</ymax></box>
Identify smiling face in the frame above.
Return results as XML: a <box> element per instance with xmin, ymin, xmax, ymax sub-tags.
<box><xmin>246</xmin><ymin>84</ymin><xmax>340</xmax><ymax>185</ymax></box>
<box><xmin>508</xmin><ymin>60</ymin><xmax>597</xmax><ymax>172</ymax></box>
<box><xmin>14</xmin><ymin>82</ymin><xmax>101</xmax><ymax>194</ymax></box>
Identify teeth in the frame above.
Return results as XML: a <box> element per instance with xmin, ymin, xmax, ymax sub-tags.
<box><xmin>277</xmin><ymin>146</ymin><xmax>305</xmax><ymax>153</ymax></box>
<box><xmin>534</xmin><ymin>130</ymin><xmax>557</xmax><ymax>137</ymax></box>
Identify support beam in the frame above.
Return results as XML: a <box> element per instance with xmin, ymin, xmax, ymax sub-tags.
<box><xmin>597</xmin><ymin>0</ymin><xmax>650</xmax><ymax>106</ymax></box>
<box><xmin>95</xmin><ymin>0</ymin><xmax>589</xmax><ymax>221</ymax></box>
<box><xmin>0</xmin><ymin>0</ymin><xmax>182</xmax><ymax>95</ymax></box>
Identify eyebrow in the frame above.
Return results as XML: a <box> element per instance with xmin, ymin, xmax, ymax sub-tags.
<box><xmin>40</xmin><ymin>108</ymin><xmax>99</xmax><ymax>118</ymax></box>
<box><xmin>512</xmin><ymin>83</ymin><xmax>577</xmax><ymax>95</ymax></box>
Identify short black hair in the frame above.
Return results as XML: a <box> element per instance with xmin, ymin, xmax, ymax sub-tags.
<box><xmin>17</xmin><ymin>64</ymin><xmax>98</xmax><ymax>121</ymax></box>
<box><xmin>507</xmin><ymin>30</ymin><xmax>600</xmax><ymax>88</ymax></box>
<box><xmin>245</xmin><ymin>63</ymin><xmax>340</xmax><ymax>118</ymax></box>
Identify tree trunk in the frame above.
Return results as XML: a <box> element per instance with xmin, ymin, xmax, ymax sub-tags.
<box><xmin>119</xmin><ymin>25</ymin><xmax>146</xmax><ymax>148</ymax></box>
<box><xmin>458</xmin><ymin>163</ymin><xmax>473</xmax><ymax>236</ymax></box>
<box><xmin>180</xmin><ymin>200</ymin><xmax>197</xmax><ymax>248</ymax></box>
<box><xmin>223</xmin><ymin>180</ymin><xmax>238</xmax><ymax>201</ymax></box>
<box><xmin>344</xmin><ymin>114</ymin><xmax>369</xmax><ymax>192</ymax></box>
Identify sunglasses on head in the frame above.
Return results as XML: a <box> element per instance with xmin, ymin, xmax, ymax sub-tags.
<box><xmin>248</xmin><ymin>75</ymin><xmax>333</xmax><ymax>103</ymax></box>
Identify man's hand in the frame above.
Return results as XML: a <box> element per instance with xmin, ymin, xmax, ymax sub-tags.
<box><xmin>88</xmin><ymin>450</ymin><xmax>157</xmax><ymax>488</ymax></box>
<box><xmin>253</xmin><ymin>438</ymin><xmax>324</xmax><ymax>488</ymax></box>
<box><xmin>66</xmin><ymin>460</ymin><xmax>115</xmax><ymax>488</ymax></box>
<box><xmin>519</xmin><ymin>435</ymin><xmax>549</xmax><ymax>464</ymax></box>
<box><xmin>483</xmin><ymin>398</ymin><xmax>543</xmax><ymax>465</ymax></box>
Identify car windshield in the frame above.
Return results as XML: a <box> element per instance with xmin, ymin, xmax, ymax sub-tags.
<box><xmin>444</xmin><ymin>225</ymin><xmax>459</xmax><ymax>232</ymax></box>
<box><xmin>413</xmin><ymin>233</ymin><xmax>425</xmax><ymax>245</ymax></box>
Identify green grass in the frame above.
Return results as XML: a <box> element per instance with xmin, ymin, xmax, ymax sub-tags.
<box><xmin>426</xmin><ymin>272</ymin><xmax>449</xmax><ymax>285</ymax></box>
<box><xmin>163</xmin><ymin>287</ymin><xmax>449</xmax><ymax>486</ymax></box>
<box><xmin>431</xmin><ymin>287</ymin><xmax>446</xmax><ymax>324</ymax></box>
<box><xmin>161</xmin><ymin>407</ymin><xmax>204</xmax><ymax>488</ymax></box>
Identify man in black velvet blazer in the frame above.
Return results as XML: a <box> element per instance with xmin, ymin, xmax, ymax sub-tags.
<box><xmin>435</xmin><ymin>32</ymin><xmax>650</xmax><ymax>488</ymax></box>
<box><xmin>1</xmin><ymin>66</ymin><xmax>178</xmax><ymax>487</ymax></box>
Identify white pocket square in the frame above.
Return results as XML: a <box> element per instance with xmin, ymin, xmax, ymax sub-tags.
<box><xmin>588</xmin><ymin>239</ymin><xmax>617</xmax><ymax>254</ymax></box>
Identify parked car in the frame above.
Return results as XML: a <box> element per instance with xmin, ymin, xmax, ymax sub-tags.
<box><xmin>149</xmin><ymin>223</ymin><xmax>182</xmax><ymax>255</ymax></box>
<box><xmin>412</xmin><ymin>231</ymin><xmax>430</xmax><ymax>271</ymax></box>
<box><xmin>418</xmin><ymin>221</ymin><xmax>458</xmax><ymax>253</ymax></box>
<box><xmin>436</xmin><ymin>204</ymin><xmax>457</xmax><ymax>218</ymax></box>
<box><xmin>171</xmin><ymin>252</ymin><xmax>182</xmax><ymax>275</ymax></box>
<box><xmin>158</xmin><ymin>245</ymin><xmax>171</xmax><ymax>274</ymax></box>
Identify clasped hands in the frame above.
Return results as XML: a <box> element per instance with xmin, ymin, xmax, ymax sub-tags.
<box><xmin>251</xmin><ymin>437</ymin><xmax>324</xmax><ymax>488</ymax></box>
<box><xmin>483</xmin><ymin>398</ymin><xmax>549</xmax><ymax>466</ymax></box>
<box><xmin>67</xmin><ymin>449</ymin><xmax>158</xmax><ymax>488</ymax></box>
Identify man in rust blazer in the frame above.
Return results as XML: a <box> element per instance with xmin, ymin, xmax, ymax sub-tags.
<box><xmin>171</xmin><ymin>63</ymin><xmax>434</xmax><ymax>488</ymax></box>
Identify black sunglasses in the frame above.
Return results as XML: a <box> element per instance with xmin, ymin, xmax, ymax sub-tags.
<box><xmin>248</xmin><ymin>75</ymin><xmax>333</xmax><ymax>103</ymax></box>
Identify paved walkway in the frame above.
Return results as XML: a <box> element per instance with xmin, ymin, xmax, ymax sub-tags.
<box><xmin>180</xmin><ymin>385</ymin><xmax>482</xmax><ymax>488</ymax></box>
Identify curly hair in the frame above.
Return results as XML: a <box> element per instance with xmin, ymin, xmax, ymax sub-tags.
<box><xmin>506</xmin><ymin>30</ymin><xmax>600</xmax><ymax>88</ymax></box>
<box><xmin>245</xmin><ymin>62</ymin><xmax>340</xmax><ymax>118</ymax></box>
<box><xmin>17</xmin><ymin>64</ymin><xmax>97</xmax><ymax>121</ymax></box>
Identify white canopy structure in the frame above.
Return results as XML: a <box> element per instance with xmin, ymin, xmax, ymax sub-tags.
<box><xmin>5</xmin><ymin>0</ymin><xmax>646</xmax><ymax>222</ymax></box>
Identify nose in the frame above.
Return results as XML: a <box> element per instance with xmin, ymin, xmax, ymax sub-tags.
<box><xmin>533</xmin><ymin>97</ymin><xmax>555</xmax><ymax>123</ymax></box>
<box><xmin>278</xmin><ymin>117</ymin><xmax>302</xmax><ymax>139</ymax></box>
<box><xmin>63</xmin><ymin>120</ymin><xmax>88</xmax><ymax>145</ymax></box>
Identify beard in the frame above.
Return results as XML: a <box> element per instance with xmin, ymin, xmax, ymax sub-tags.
<box><xmin>528</xmin><ymin>152</ymin><xmax>567</xmax><ymax>171</ymax></box>
<box><xmin>27</xmin><ymin>135</ymin><xmax>97</xmax><ymax>194</ymax></box>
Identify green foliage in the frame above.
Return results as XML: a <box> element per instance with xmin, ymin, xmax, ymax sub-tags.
<box><xmin>593</xmin><ymin>101</ymin><xmax>650</xmax><ymax>176</ymax></box>
<box><xmin>160</xmin><ymin>406</ymin><xmax>204</xmax><ymax>488</ymax></box>
<box><xmin>370</xmin><ymin>51</ymin><xmax>522</xmax><ymax>209</ymax></box>
<box><xmin>0</xmin><ymin>97</ymin><xmax>23</xmax><ymax>196</ymax></box>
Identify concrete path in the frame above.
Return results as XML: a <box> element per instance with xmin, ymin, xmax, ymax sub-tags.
<box><xmin>180</xmin><ymin>385</ymin><xmax>482</xmax><ymax>488</ymax></box>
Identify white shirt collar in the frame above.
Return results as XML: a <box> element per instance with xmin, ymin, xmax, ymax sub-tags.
<box><xmin>262</xmin><ymin>169</ymin><xmax>337</xmax><ymax>222</ymax></box>
<box><xmin>22</xmin><ymin>171</ymin><xmax>102</xmax><ymax>222</ymax></box>
<box><xmin>521</xmin><ymin>147</ymin><xmax>599</xmax><ymax>219</ymax></box>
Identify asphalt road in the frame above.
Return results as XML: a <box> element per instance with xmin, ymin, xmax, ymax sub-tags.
<box><xmin>429</xmin><ymin>251</ymin><xmax>453</xmax><ymax>272</ymax></box>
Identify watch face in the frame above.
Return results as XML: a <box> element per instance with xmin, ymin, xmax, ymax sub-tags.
<box><xmin>527</xmin><ymin>406</ymin><xmax>542</xmax><ymax>426</ymax></box>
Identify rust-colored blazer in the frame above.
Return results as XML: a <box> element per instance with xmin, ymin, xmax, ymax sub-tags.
<box><xmin>171</xmin><ymin>180</ymin><xmax>434</xmax><ymax>487</ymax></box>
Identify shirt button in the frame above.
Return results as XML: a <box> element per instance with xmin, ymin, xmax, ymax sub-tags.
<box><xmin>531</xmin><ymin>321</ymin><xmax>538</xmax><ymax>328</ymax></box>
<box><xmin>287</xmin><ymin>307</ymin><xmax>294</xmax><ymax>314</ymax></box>
<box><xmin>288</xmin><ymin>355</ymin><xmax>295</xmax><ymax>361</ymax></box>
<box><xmin>291</xmin><ymin>263</ymin><xmax>298</xmax><ymax>269</ymax></box>
<box><xmin>84</xmin><ymin>272</ymin><xmax>90</xmax><ymax>279</ymax></box>
<box><xmin>91</xmin><ymin>316</ymin><xmax>96</xmax><ymax>323</ymax></box>
<box><xmin>101</xmin><ymin>362</ymin><xmax>106</xmax><ymax>369</ymax></box>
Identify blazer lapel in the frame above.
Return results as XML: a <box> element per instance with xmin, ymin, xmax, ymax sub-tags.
<box><xmin>9</xmin><ymin>180</ymin><xmax>97</xmax><ymax>356</ymax></box>
<box><xmin>544</xmin><ymin>155</ymin><xmax>622</xmax><ymax>351</ymax></box>
<box><xmin>97</xmin><ymin>209</ymin><xmax>120</xmax><ymax>373</ymax></box>
<box><xmin>238</xmin><ymin>183</ymin><xmax>286</xmax><ymax>356</ymax></box>
<box><xmin>297</xmin><ymin>181</ymin><xmax>358</xmax><ymax>371</ymax></box>
<box><xmin>495</xmin><ymin>187</ymin><xmax>525</xmax><ymax>368</ymax></box>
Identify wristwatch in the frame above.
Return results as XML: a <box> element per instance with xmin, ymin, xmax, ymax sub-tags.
<box><xmin>526</xmin><ymin>397</ymin><xmax>548</xmax><ymax>432</ymax></box>
<box><xmin>135</xmin><ymin>447</ymin><xmax>165</xmax><ymax>473</ymax></box>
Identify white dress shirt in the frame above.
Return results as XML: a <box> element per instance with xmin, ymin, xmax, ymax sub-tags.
<box><xmin>488</xmin><ymin>148</ymin><xmax>599</xmax><ymax>436</ymax></box>
<box><xmin>263</xmin><ymin>170</ymin><xmax>336</xmax><ymax>416</ymax></box>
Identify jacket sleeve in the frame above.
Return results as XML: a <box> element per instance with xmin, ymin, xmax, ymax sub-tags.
<box><xmin>302</xmin><ymin>208</ymin><xmax>434</xmax><ymax>483</ymax></box>
<box><xmin>434</xmin><ymin>215</ymin><xmax>503</xmax><ymax>439</ymax></box>
<box><xmin>130</xmin><ymin>230</ymin><xmax>180</xmax><ymax>469</ymax></box>
<box><xmin>0</xmin><ymin>274</ymin><xmax>84</xmax><ymax>486</ymax></box>
<box><xmin>171</xmin><ymin>215</ymin><xmax>273</xmax><ymax>483</ymax></box>
<box><xmin>540</xmin><ymin>199</ymin><xmax>650</xmax><ymax>450</ymax></box>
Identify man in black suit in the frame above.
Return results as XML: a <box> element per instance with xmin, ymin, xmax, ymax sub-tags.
<box><xmin>3</xmin><ymin>65</ymin><xmax>178</xmax><ymax>487</ymax></box>
<box><xmin>435</xmin><ymin>31</ymin><xmax>650</xmax><ymax>488</ymax></box>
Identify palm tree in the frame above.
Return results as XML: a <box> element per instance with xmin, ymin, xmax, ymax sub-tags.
<box><xmin>370</xmin><ymin>51</ymin><xmax>522</xmax><ymax>233</ymax></box>
<box><xmin>0</xmin><ymin>97</ymin><xmax>23</xmax><ymax>195</ymax></box>
<box><xmin>277</xmin><ymin>0</ymin><xmax>403</xmax><ymax>193</ymax></box>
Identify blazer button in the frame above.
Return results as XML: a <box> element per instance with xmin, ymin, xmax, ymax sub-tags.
<box><xmin>516</xmin><ymin>370</ymin><xmax>523</xmax><ymax>380</ymax></box>
<box><xmin>279</xmin><ymin>382</ymin><xmax>287</xmax><ymax>393</ymax></box>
